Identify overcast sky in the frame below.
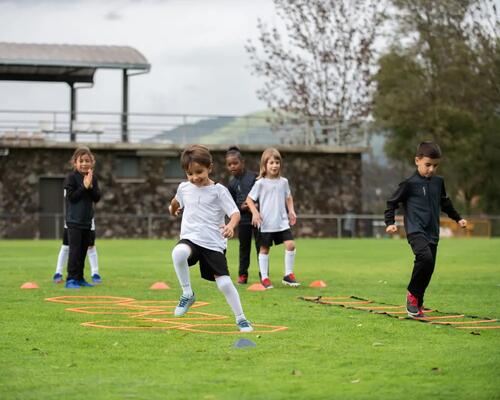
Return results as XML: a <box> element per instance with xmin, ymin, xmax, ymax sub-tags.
<box><xmin>0</xmin><ymin>0</ymin><xmax>276</xmax><ymax>116</ymax></box>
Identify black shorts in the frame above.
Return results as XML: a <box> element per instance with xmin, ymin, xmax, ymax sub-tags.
<box><xmin>177</xmin><ymin>239</ymin><xmax>230</xmax><ymax>282</ymax></box>
<box><xmin>63</xmin><ymin>228</ymin><xmax>95</xmax><ymax>246</ymax></box>
<box><xmin>259</xmin><ymin>229</ymin><xmax>294</xmax><ymax>247</ymax></box>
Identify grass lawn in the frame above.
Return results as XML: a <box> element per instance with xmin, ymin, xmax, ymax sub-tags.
<box><xmin>1</xmin><ymin>238</ymin><xmax>499</xmax><ymax>399</ymax></box>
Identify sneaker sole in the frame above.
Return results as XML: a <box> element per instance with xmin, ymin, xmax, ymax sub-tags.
<box><xmin>239</xmin><ymin>327</ymin><xmax>254</xmax><ymax>333</ymax></box>
<box><xmin>282</xmin><ymin>280</ymin><xmax>300</xmax><ymax>287</ymax></box>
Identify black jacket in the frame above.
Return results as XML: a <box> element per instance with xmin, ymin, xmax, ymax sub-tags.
<box><xmin>64</xmin><ymin>171</ymin><xmax>101</xmax><ymax>229</ymax></box>
<box><xmin>384</xmin><ymin>171</ymin><xmax>462</xmax><ymax>243</ymax></box>
<box><xmin>227</xmin><ymin>170</ymin><xmax>257</xmax><ymax>225</ymax></box>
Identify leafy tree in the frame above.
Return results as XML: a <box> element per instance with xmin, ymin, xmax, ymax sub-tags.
<box><xmin>246</xmin><ymin>0</ymin><xmax>386</xmax><ymax>145</ymax></box>
<box><xmin>373</xmin><ymin>0</ymin><xmax>500</xmax><ymax>213</ymax></box>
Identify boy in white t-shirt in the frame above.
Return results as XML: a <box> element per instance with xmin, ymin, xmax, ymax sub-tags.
<box><xmin>246</xmin><ymin>148</ymin><xmax>300</xmax><ymax>289</ymax></box>
<box><xmin>169</xmin><ymin>145</ymin><xmax>253</xmax><ymax>332</ymax></box>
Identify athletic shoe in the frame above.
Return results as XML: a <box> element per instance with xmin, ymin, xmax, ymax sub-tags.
<box><xmin>261</xmin><ymin>278</ymin><xmax>273</xmax><ymax>289</ymax></box>
<box><xmin>78</xmin><ymin>279</ymin><xmax>94</xmax><ymax>287</ymax></box>
<box><xmin>406</xmin><ymin>292</ymin><xmax>423</xmax><ymax>317</ymax></box>
<box><xmin>91</xmin><ymin>274</ymin><xmax>102</xmax><ymax>284</ymax></box>
<box><xmin>53</xmin><ymin>273</ymin><xmax>64</xmax><ymax>284</ymax></box>
<box><xmin>174</xmin><ymin>293</ymin><xmax>196</xmax><ymax>317</ymax></box>
<box><xmin>236</xmin><ymin>318</ymin><xmax>254</xmax><ymax>333</ymax></box>
<box><xmin>237</xmin><ymin>274</ymin><xmax>248</xmax><ymax>284</ymax></box>
<box><xmin>282</xmin><ymin>273</ymin><xmax>301</xmax><ymax>287</ymax></box>
<box><xmin>65</xmin><ymin>279</ymin><xmax>80</xmax><ymax>289</ymax></box>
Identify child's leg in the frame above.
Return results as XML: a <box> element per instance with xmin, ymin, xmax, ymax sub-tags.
<box><xmin>55</xmin><ymin>245</ymin><xmax>69</xmax><ymax>275</ymax></box>
<box><xmin>88</xmin><ymin>246</ymin><xmax>99</xmax><ymax>276</ymax></box>
<box><xmin>238</xmin><ymin>224</ymin><xmax>252</xmax><ymax>276</ymax></box>
<box><xmin>215</xmin><ymin>275</ymin><xmax>246</xmax><ymax>321</ymax></box>
<box><xmin>78</xmin><ymin>230</ymin><xmax>91</xmax><ymax>281</ymax></box>
<box><xmin>283</xmin><ymin>240</ymin><xmax>296</xmax><ymax>276</ymax></box>
<box><xmin>258</xmin><ymin>246</ymin><xmax>270</xmax><ymax>280</ymax></box>
<box><xmin>67</xmin><ymin>228</ymin><xmax>83</xmax><ymax>282</ymax></box>
<box><xmin>408</xmin><ymin>237</ymin><xmax>436</xmax><ymax>305</ymax></box>
<box><xmin>172</xmin><ymin>244</ymin><xmax>194</xmax><ymax>297</ymax></box>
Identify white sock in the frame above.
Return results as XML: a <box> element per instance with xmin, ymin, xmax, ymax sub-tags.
<box><xmin>258</xmin><ymin>253</ymin><xmax>269</xmax><ymax>280</ymax></box>
<box><xmin>55</xmin><ymin>245</ymin><xmax>69</xmax><ymax>275</ymax></box>
<box><xmin>285</xmin><ymin>249</ymin><xmax>296</xmax><ymax>276</ymax></box>
<box><xmin>172</xmin><ymin>244</ymin><xmax>193</xmax><ymax>297</ymax></box>
<box><xmin>88</xmin><ymin>247</ymin><xmax>99</xmax><ymax>275</ymax></box>
<box><xmin>216</xmin><ymin>275</ymin><xmax>245</xmax><ymax>321</ymax></box>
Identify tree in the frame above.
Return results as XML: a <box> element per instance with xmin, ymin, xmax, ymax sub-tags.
<box><xmin>246</xmin><ymin>0</ymin><xmax>386</xmax><ymax>145</ymax></box>
<box><xmin>373</xmin><ymin>0</ymin><xmax>500</xmax><ymax>213</ymax></box>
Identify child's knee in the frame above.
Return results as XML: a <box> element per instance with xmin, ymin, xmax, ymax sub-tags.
<box><xmin>285</xmin><ymin>241</ymin><xmax>295</xmax><ymax>251</ymax></box>
<box><xmin>172</xmin><ymin>244</ymin><xmax>191</xmax><ymax>263</ymax></box>
<box><xmin>259</xmin><ymin>247</ymin><xmax>270</xmax><ymax>255</ymax></box>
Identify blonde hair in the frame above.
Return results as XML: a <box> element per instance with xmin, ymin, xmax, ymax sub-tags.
<box><xmin>258</xmin><ymin>148</ymin><xmax>282</xmax><ymax>179</ymax></box>
<box><xmin>70</xmin><ymin>146</ymin><xmax>95</xmax><ymax>169</ymax></box>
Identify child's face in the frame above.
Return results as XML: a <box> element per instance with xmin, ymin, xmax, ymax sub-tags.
<box><xmin>186</xmin><ymin>162</ymin><xmax>212</xmax><ymax>186</ymax></box>
<box><xmin>74</xmin><ymin>154</ymin><xmax>93</xmax><ymax>175</ymax></box>
<box><xmin>415</xmin><ymin>156</ymin><xmax>440</xmax><ymax>178</ymax></box>
<box><xmin>226</xmin><ymin>155</ymin><xmax>244</xmax><ymax>176</ymax></box>
<box><xmin>265</xmin><ymin>156</ymin><xmax>281</xmax><ymax>178</ymax></box>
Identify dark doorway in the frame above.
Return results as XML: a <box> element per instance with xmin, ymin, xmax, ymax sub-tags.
<box><xmin>39</xmin><ymin>177</ymin><xmax>64</xmax><ymax>239</ymax></box>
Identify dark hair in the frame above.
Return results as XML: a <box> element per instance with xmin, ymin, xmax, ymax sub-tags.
<box><xmin>225</xmin><ymin>146</ymin><xmax>243</xmax><ymax>160</ymax></box>
<box><xmin>416</xmin><ymin>141</ymin><xmax>442</xmax><ymax>159</ymax></box>
<box><xmin>180</xmin><ymin>144</ymin><xmax>213</xmax><ymax>171</ymax></box>
<box><xmin>70</xmin><ymin>146</ymin><xmax>95</xmax><ymax>168</ymax></box>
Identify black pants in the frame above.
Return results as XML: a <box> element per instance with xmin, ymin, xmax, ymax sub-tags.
<box><xmin>238</xmin><ymin>224</ymin><xmax>260</xmax><ymax>276</ymax></box>
<box><xmin>67</xmin><ymin>227</ymin><xmax>91</xmax><ymax>281</ymax></box>
<box><xmin>407</xmin><ymin>234</ymin><xmax>438</xmax><ymax>306</ymax></box>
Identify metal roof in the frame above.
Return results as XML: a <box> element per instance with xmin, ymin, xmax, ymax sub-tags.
<box><xmin>0</xmin><ymin>42</ymin><xmax>150</xmax><ymax>83</ymax></box>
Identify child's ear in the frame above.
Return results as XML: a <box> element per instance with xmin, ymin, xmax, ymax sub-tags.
<box><xmin>208</xmin><ymin>163</ymin><xmax>214</xmax><ymax>173</ymax></box>
<box><xmin>414</xmin><ymin>156</ymin><xmax>421</xmax><ymax>165</ymax></box>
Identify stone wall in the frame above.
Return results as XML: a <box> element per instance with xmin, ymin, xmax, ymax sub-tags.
<box><xmin>0</xmin><ymin>141</ymin><xmax>364</xmax><ymax>238</ymax></box>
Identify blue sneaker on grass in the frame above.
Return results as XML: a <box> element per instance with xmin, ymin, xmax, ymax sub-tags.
<box><xmin>65</xmin><ymin>279</ymin><xmax>80</xmax><ymax>289</ymax></box>
<box><xmin>91</xmin><ymin>274</ymin><xmax>102</xmax><ymax>284</ymax></box>
<box><xmin>53</xmin><ymin>273</ymin><xmax>64</xmax><ymax>284</ymax></box>
<box><xmin>78</xmin><ymin>279</ymin><xmax>94</xmax><ymax>287</ymax></box>
<box><xmin>236</xmin><ymin>318</ymin><xmax>254</xmax><ymax>333</ymax></box>
<box><xmin>174</xmin><ymin>293</ymin><xmax>196</xmax><ymax>317</ymax></box>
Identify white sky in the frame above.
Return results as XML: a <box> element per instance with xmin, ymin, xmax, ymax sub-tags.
<box><xmin>0</xmin><ymin>0</ymin><xmax>276</xmax><ymax>116</ymax></box>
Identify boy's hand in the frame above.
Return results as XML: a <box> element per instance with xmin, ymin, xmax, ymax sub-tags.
<box><xmin>220</xmin><ymin>224</ymin><xmax>235</xmax><ymax>238</ymax></box>
<box><xmin>458</xmin><ymin>219</ymin><xmax>467</xmax><ymax>229</ymax></box>
<box><xmin>288</xmin><ymin>210</ymin><xmax>297</xmax><ymax>226</ymax></box>
<box><xmin>386</xmin><ymin>224</ymin><xmax>398</xmax><ymax>234</ymax></box>
<box><xmin>251</xmin><ymin>212</ymin><xmax>261</xmax><ymax>228</ymax></box>
<box><xmin>83</xmin><ymin>169</ymin><xmax>93</xmax><ymax>189</ymax></box>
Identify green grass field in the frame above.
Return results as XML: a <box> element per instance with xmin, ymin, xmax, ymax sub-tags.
<box><xmin>1</xmin><ymin>238</ymin><xmax>499</xmax><ymax>400</ymax></box>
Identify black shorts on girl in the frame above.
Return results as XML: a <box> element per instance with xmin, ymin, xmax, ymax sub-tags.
<box><xmin>63</xmin><ymin>228</ymin><xmax>95</xmax><ymax>246</ymax></box>
<box><xmin>177</xmin><ymin>239</ymin><xmax>230</xmax><ymax>281</ymax></box>
<box><xmin>259</xmin><ymin>229</ymin><xmax>294</xmax><ymax>247</ymax></box>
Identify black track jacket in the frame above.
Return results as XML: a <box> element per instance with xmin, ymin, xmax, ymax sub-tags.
<box><xmin>64</xmin><ymin>170</ymin><xmax>101</xmax><ymax>229</ymax></box>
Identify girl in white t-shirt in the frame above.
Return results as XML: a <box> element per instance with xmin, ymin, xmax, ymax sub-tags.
<box><xmin>246</xmin><ymin>148</ymin><xmax>300</xmax><ymax>289</ymax></box>
<box><xmin>169</xmin><ymin>145</ymin><xmax>253</xmax><ymax>332</ymax></box>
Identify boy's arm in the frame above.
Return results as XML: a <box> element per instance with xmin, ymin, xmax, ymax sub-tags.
<box><xmin>384</xmin><ymin>181</ymin><xmax>408</xmax><ymax>232</ymax></box>
<box><xmin>169</xmin><ymin>198</ymin><xmax>181</xmax><ymax>216</ymax></box>
<box><xmin>220</xmin><ymin>211</ymin><xmax>240</xmax><ymax>238</ymax></box>
<box><xmin>246</xmin><ymin>196</ymin><xmax>261</xmax><ymax>227</ymax></box>
<box><xmin>286</xmin><ymin>195</ymin><xmax>296</xmax><ymax>226</ymax></box>
<box><xmin>440</xmin><ymin>181</ymin><xmax>467</xmax><ymax>228</ymax></box>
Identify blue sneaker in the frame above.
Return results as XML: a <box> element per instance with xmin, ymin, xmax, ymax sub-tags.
<box><xmin>53</xmin><ymin>273</ymin><xmax>64</xmax><ymax>284</ymax></box>
<box><xmin>65</xmin><ymin>279</ymin><xmax>80</xmax><ymax>289</ymax></box>
<box><xmin>174</xmin><ymin>293</ymin><xmax>196</xmax><ymax>317</ymax></box>
<box><xmin>91</xmin><ymin>274</ymin><xmax>102</xmax><ymax>284</ymax></box>
<box><xmin>78</xmin><ymin>279</ymin><xmax>94</xmax><ymax>287</ymax></box>
<box><xmin>236</xmin><ymin>318</ymin><xmax>254</xmax><ymax>333</ymax></box>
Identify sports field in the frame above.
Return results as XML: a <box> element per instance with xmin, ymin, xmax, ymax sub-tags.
<box><xmin>1</xmin><ymin>238</ymin><xmax>499</xmax><ymax>399</ymax></box>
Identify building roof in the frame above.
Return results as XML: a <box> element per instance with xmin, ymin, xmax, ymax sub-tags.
<box><xmin>0</xmin><ymin>42</ymin><xmax>150</xmax><ymax>83</ymax></box>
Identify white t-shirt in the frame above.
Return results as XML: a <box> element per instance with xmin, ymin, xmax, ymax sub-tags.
<box><xmin>175</xmin><ymin>181</ymin><xmax>239</xmax><ymax>252</ymax></box>
<box><xmin>248</xmin><ymin>177</ymin><xmax>291</xmax><ymax>233</ymax></box>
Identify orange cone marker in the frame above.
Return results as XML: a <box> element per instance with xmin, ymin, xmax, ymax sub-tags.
<box><xmin>247</xmin><ymin>283</ymin><xmax>266</xmax><ymax>291</ymax></box>
<box><xmin>150</xmin><ymin>282</ymin><xmax>170</xmax><ymax>290</ymax></box>
<box><xmin>21</xmin><ymin>282</ymin><xmax>39</xmax><ymax>289</ymax></box>
<box><xmin>309</xmin><ymin>280</ymin><xmax>327</xmax><ymax>288</ymax></box>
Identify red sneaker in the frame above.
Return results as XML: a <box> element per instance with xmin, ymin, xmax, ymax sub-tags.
<box><xmin>261</xmin><ymin>277</ymin><xmax>273</xmax><ymax>289</ymax></box>
<box><xmin>406</xmin><ymin>292</ymin><xmax>423</xmax><ymax>317</ymax></box>
<box><xmin>237</xmin><ymin>274</ymin><xmax>248</xmax><ymax>284</ymax></box>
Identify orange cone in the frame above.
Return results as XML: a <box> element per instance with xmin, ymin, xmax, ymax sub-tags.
<box><xmin>21</xmin><ymin>282</ymin><xmax>39</xmax><ymax>289</ymax></box>
<box><xmin>247</xmin><ymin>283</ymin><xmax>266</xmax><ymax>291</ymax></box>
<box><xmin>309</xmin><ymin>280</ymin><xmax>327</xmax><ymax>288</ymax></box>
<box><xmin>150</xmin><ymin>282</ymin><xmax>170</xmax><ymax>290</ymax></box>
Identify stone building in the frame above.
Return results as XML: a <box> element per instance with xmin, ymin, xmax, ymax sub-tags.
<box><xmin>0</xmin><ymin>140</ymin><xmax>364</xmax><ymax>238</ymax></box>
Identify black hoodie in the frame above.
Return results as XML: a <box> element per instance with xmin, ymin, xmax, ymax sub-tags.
<box><xmin>64</xmin><ymin>170</ymin><xmax>101</xmax><ymax>229</ymax></box>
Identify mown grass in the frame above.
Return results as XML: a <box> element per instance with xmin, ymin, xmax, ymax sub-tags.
<box><xmin>0</xmin><ymin>238</ymin><xmax>499</xmax><ymax>399</ymax></box>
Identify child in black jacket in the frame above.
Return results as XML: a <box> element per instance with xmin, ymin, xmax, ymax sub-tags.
<box><xmin>64</xmin><ymin>147</ymin><xmax>101</xmax><ymax>289</ymax></box>
<box><xmin>384</xmin><ymin>142</ymin><xmax>467</xmax><ymax>317</ymax></box>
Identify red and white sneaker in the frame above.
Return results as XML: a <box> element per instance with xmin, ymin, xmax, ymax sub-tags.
<box><xmin>237</xmin><ymin>274</ymin><xmax>248</xmax><ymax>284</ymax></box>
<box><xmin>406</xmin><ymin>292</ymin><xmax>423</xmax><ymax>318</ymax></box>
<box><xmin>261</xmin><ymin>277</ymin><xmax>273</xmax><ymax>289</ymax></box>
<box><xmin>282</xmin><ymin>273</ymin><xmax>301</xmax><ymax>287</ymax></box>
